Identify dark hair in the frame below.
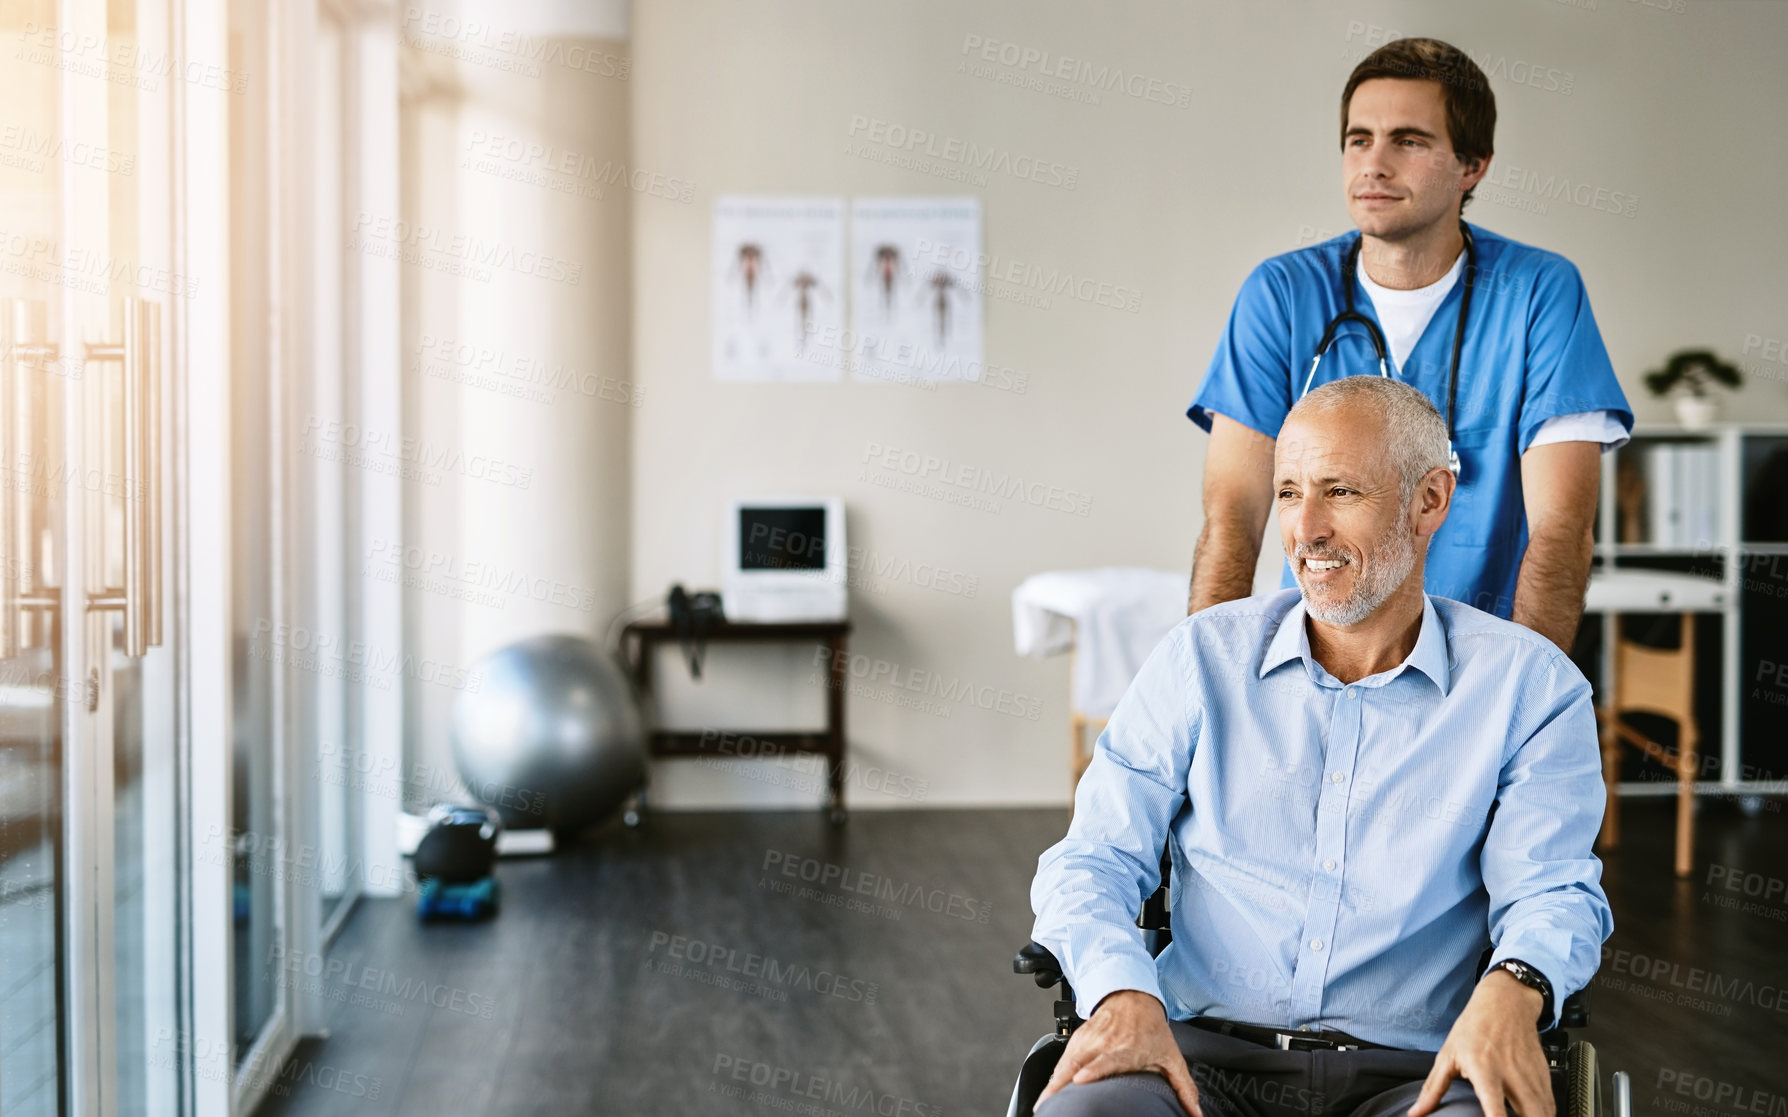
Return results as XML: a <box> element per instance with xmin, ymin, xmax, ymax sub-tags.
<box><xmin>1340</xmin><ymin>38</ymin><xmax>1495</xmax><ymax>211</ymax></box>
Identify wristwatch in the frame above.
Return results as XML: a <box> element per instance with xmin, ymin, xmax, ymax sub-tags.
<box><xmin>1487</xmin><ymin>958</ymin><xmax>1554</xmax><ymax>1025</ymax></box>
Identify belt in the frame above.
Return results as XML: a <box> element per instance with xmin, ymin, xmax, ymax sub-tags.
<box><xmin>1187</xmin><ymin>1015</ymin><xmax>1391</xmax><ymax>1052</ymax></box>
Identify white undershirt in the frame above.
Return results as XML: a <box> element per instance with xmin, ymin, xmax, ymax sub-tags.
<box><xmin>1356</xmin><ymin>250</ymin><xmax>1628</xmax><ymax>451</ymax></box>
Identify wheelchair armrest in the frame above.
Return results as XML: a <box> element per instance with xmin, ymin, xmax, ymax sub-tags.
<box><xmin>1015</xmin><ymin>941</ymin><xmax>1085</xmax><ymax>1037</ymax></box>
<box><xmin>1558</xmin><ymin>990</ymin><xmax>1588</xmax><ymax>1029</ymax></box>
<box><xmin>1014</xmin><ymin>941</ymin><xmax>1064</xmax><ymax>989</ymax></box>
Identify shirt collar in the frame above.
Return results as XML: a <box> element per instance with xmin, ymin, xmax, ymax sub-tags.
<box><xmin>1259</xmin><ymin>594</ymin><xmax>1452</xmax><ymax>695</ymax></box>
<box><xmin>1259</xmin><ymin>596</ymin><xmax>1314</xmax><ymax>679</ymax></box>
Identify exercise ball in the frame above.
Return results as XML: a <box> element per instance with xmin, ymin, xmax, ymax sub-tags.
<box><xmin>450</xmin><ymin>634</ymin><xmax>647</xmax><ymax>832</ymax></box>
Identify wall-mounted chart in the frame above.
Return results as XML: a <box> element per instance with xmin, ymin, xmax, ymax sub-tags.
<box><xmin>711</xmin><ymin>195</ymin><xmax>846</xmax><ymax>381</ymax></box>
<box><xmin>849</xmin><ymin>197</ymin><xmax>983</xmax><ymax>384</ymax></box>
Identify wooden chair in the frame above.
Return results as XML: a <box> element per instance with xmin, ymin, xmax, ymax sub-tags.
<box><xmin>1595</xmin><ymin>612</ymin><xmax>1698</xmax><ymax>877</ymax></box>
<box><xmin>1067</xmin><ymin>646</ymin><xmax>1106</xmax><ymax>795</ymax></box>
<box><xmin>1069</xmin><ymin>711</ymin><xmax>1105</xmax><ymax>790</ymax></box>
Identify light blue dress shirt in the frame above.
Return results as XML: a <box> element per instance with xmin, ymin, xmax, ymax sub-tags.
<box><xmin>1030</xmin><ymin>589</ymin><xmax>1613</xmax><ymax>1052</ymax></box>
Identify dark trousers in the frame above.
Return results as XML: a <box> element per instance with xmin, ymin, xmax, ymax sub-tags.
<box><xmin>1034</xmin><ymin>1020</ymin><xmax>1483</xmax><ymax>1117</ymax></box>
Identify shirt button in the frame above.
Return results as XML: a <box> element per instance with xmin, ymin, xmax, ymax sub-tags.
<box><xmin>1344</xmin><ymin>687</ymin><xmax>1355</xmax><ymax>698</ymax></box>
<box><xmin>1331</xmin><ymin>772</ymin><xmax>1344</xmax><ymax>784</ymax></box>
<box><xmin>1323</xmin><ymin>859</ymin><xmax>1336</xmax><ymax>871</ymax></box>
<box><xmin>1310</xmin><ymin>939</ymin><xmax>1324</xmax><ymax>951</ymax></box>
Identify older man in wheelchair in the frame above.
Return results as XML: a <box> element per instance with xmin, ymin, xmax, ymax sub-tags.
<box><xmin>1014</xmin><ymin>377</ymin><xmax>1630</xmax><ymax>1117</ymax></box>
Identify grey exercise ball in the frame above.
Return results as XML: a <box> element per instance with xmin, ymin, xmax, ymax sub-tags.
<box><xmin>450</xmin><ymin>634</ymin><xmax>647</xmax><ymax>832</ymax></box>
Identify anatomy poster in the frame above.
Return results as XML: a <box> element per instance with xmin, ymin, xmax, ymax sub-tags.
<box><xmin>711</xmin><ymin>196</ymin><xmax>845</xmax><ymax>381</ymax></box>
<box><xmin>849</xmin><ymin>197</ymin><xmax>983</xmax><ymax>384</ymax></box>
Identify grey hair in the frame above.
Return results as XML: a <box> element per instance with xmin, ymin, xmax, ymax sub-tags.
<box><xmin>1288</xmin><ymin>376</ymin><xmax>1451</xmax><ymax>504</ymax></box>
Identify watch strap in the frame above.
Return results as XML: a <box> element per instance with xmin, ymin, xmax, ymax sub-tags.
<box><xmin>1489</xmin><ymin>958</ymin><xmax>1555</xmax><ymax>1025</ymax></box>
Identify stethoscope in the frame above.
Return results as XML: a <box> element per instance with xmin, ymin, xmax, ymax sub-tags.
<box><xmin>1299</xmin><ymin>222</ymin><xmax>1476</xmax><ymax>477</ymax></box>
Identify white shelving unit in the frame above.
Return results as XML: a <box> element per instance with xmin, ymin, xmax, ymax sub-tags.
<box><xmin>1593</xmin><ymin>421</ymin><xmax>1788</xmax><ymax>798</ymax></box>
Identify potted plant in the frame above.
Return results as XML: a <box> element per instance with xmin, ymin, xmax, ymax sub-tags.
<box><xmin>1644</xmin><ymin>348</ymin><xmax>1742</xmax><ymax>430</ymax></box>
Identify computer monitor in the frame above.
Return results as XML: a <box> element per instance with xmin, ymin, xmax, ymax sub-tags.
<box><xmin>722</xmin><ymin>497</ymin><xmax>848</xmax><ymax>622</ymax></box>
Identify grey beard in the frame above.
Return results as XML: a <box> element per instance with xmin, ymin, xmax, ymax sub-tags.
<box><xmin>1298</xmin><ymin>522</ymin><xmax>1417</xmax><ymax>626</ymax></box>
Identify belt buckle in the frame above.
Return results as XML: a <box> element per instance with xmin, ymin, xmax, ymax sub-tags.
<box><xmin>1276</xmin><ymin>1032</ymin><xmax>1350</xmax><ymax>1052</ymax></box>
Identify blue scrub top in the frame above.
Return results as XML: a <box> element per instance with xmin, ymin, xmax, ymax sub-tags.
<box><xmin>1188</xmin><ymin>222</ymin><xmax>1632</xmax><ymax>619</ymax></box>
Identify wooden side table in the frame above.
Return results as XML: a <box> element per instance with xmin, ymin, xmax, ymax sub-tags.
<box><xmin>619</xmin><ymin>618</ymin><xmax>852</xmax><ymax>824</ymax></box>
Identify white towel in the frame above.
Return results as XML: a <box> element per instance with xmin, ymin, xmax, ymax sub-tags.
<box><xmin>1012</xmin><ymin>567</ymin><xmax>1188</xmax><ymax>719</ymax></box>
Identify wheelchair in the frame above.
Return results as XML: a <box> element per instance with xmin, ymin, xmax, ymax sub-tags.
<box><xmin>1008</xmin><ymin>858</ymin><xmax>1633</xmax><ymax>1117</ymax></box>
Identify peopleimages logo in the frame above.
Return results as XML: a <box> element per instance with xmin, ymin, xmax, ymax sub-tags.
<box><xmin>735</xmin><ymin>519</ymin><xmax>980</xmax><ymax>599</ymax></box>
<box><xmin>645</xmin><ymin>931</ymin><xmax>879</xmax><ymax>1004</ymax></box>
<box><xmin>0</xmin><ymin>125</ymin><xmax>135</xmax><ymax>174</ymax></box>
<box><xmin>710</xmin><ymin>1055</ymin><xmax>941</xmax><ymax>1117</ymax></box>
<box><xmin>1478</xmin><ymin>164</ymin><xmax>1639</xmax><ymax>218</ymax></box>
<box><xmin>1597</xmin><ymin>947</ymin><xmax>1786</xmax><ymax>1015</ymax></box>
<box><xmin>1704</xmin><ymin>862</ymin><xmax>1788</xmax><ymax>922</ymax></box>
<box><xmin>911</xmin><ymin>238</ymin><xmax>1142</xmax><ymax>314</ymax></box>
<box><xmin>249</xmin><ymin>617</ymin><xmax>484</xmax><ymax>693</ymax></box>
<box><xmin>400</xmin><ymin>7</ymin><xmax>631</xmax><ymax>79</ymax></box>
<box><xmin>846</xmin><ymin>114</ymin><xmax>1079</xmax><ymax>190</ymax></box>
<box><xmin>811</xmin><ymin>646</ymin><xmax>1044</xmax><ymax>722</ymax></box>
<box><xmin>301</xmin><ymin>416</ymin><xmax>534</xmax><ymax>490</ymax></box>
<box><xmin>461</xmin><ymin>130</ymin><xmax>694</xmax><ymax>204</ymax></box>
<box><xmin>364</xmin><ymin>537</ymin><xmax>597</xmax><ymax>614</ymax></box>
<box><xmin>760</xmin><ymin>850</ymin><xmax>993</xmax><ymax>924</ymax></box>
<box><xmin>14</xmin><ymin>20</ymin><xmax>250</xmax><ymax>94</ymax></box>
<box><xmin>1653</xmin><ymin>1071</ymin><xmax>1780</xmax><ymax>1115</ymax></box>
<box><xmin>958</xmin><ymin>33</ymin><xmax>1192</xmax><ymax>109</ymax></box>
<box><xmin>0</xmin><ymin>228</ymin><xmax>201</xmax><ymax>298</ymax></box>
<box><xmin>859</xmin><ymin>441</ymin><xmax>1093</xmax><ymax>519</ymax></box>
<box><xmin>700</xmin><ymin>730</ymin><xmax>931</xmax><ymax>801</ymax></box>
<box><xmin>348</xmin><ymin>212</ymin><xmax>584</xmax><ymax>285</ymax></box>
<box><xmin>414</xmin><ymin>333</ymin><xmax>644</xmax><ymax>408</ymax></box>
<box><xmin>266</xmin><ymin>945</ymin><xmax>497</xmax><ymax>1019</ymax></box>
<box><xmin>153</xmin><ymin>1030</ymin><xmax>383</xmax><ymax>1102</ymax></box>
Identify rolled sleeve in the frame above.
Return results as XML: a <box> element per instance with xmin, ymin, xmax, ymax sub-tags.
<box><xmin>1188</xmin><ymin>262</ymin><xmax>1296</xmax><ymax>438</ymax></box>
<box><xmin>1031</xmin><ymin>623</ymin><xmax>1200</xmax><ymax>1019</ymax></box>
<box><xmin>1517</xmin><ymin>258</ymin><xmax>1633</xmax><ymax>454</ymax></box>
<box><xmin>1480</xmin><ymin>656</ymin><xmax>1614</xmax><ymax>1029</ymax></box>
<box><xmin>1528</xmin><ymin>409</ymin><xmax>1630</xmax><ymax>453</ymax></box>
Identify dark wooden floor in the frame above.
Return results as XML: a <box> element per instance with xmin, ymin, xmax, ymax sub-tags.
<box><xmin>255</xmin><ymin>799</ymin><xmax>1788</xmax><ymax>1116</ymax></box>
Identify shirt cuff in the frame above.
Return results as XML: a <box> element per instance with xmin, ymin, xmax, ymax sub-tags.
<box><xmin>1069</xmin><ymin>952</ymin><xmax>1167</xmax><ymax>1021</ymax></box>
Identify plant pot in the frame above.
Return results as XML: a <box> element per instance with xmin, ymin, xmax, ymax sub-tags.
<box><xmin>1673</xmin><ymin>395</ymin><xmax>1720</xmax><ymax>430</ymax></box>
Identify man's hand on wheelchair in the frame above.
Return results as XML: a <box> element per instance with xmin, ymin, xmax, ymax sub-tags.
<box><xmin>1409</xmin><ymin>970</ymin><xmax>1554</xmax><ymax>1117</ymax></box>
<box><xmin>1035</xmin><ymin>990</ymin><xmax>1203</xmax><ymax>1117</ymax></box>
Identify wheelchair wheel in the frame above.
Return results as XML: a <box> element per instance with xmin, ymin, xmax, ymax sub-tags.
<box><xmin>1008</xmin><ymin>1034</ymin><xmax>1067</xmax><ymax>1117</ymax></box>
<box><xmin>1565</xmin><ymin>1040</ymin><xmax>1602</xmax><ymax>1117</ymax></box>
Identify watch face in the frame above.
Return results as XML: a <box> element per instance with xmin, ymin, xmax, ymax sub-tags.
<box><xmin>1501</xmin><ymin>961</ymin><xmax>1546</xmax><ymax>992</ymax></box>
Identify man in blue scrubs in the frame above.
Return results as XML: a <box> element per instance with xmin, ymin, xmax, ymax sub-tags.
<box><xmin>1187</xmin><ymin>37</ymin><xmax>1631</xmax><ymax>651</ymax></box>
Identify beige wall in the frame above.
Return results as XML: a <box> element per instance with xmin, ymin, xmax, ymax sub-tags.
<box><xmin>625</xmin><ymin>0</ymin><xmax>1788</xmax><ymax>808</ymax></box>
<box><xmin>398</xmin><ymin>18</ymin><xmax>635</xmax><ymax>806</ymax></box>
